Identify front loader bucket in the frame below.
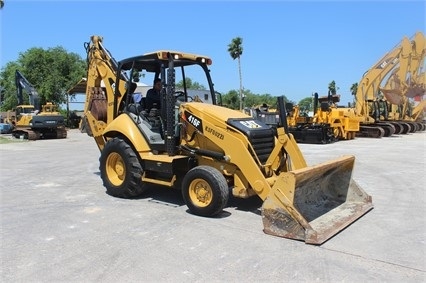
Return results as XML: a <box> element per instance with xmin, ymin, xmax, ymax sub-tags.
<box><xmin>262</xmin><ymin>155</ymin><xmax>373</xmax><ymax>245</ymax></box>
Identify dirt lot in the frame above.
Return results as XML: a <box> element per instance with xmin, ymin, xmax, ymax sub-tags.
<box><xmin>0</xmin><ymin>129</ymin><xmax>425</xmax><ymax>282</ymax></box>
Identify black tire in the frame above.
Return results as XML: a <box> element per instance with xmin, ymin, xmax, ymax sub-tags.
<box><xmin>181</xmin><ymin>165</ymin><xmax>229</xmax><ymax>217</ymax></box>
<box><xmin>99</xmin><ymin>138</ymin><xmax>146</xmax><ymax>198</ymax></box>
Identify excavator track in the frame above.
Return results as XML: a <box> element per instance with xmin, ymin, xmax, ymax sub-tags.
<box><xmin>388</xmin><ymin>122</ymin><xmax>402</xmax><ymax>135</ymax></box>
<box><xmin>405</xmin><ymin>122</ymin><xmax>418</xmax><ymax>133</ymax></box>
<box><xmin>356</xmin><ymin>125</ymin><xmax>385</xmax><ymax>138</ymax></box>
<box><xmin>12</xmin><ymin>129</ymin><xmax>41</xmax><ymax>140</ymax></box>
<box><xmin>55</xmin><ymin>127</ymin><xmax>68</xmax><ymax>138</ymax></box>
<box><xmin>12</xmin><ymin>127</ymin><xmax>67</xmax><ymax>140</ymax></box>
<box><xmin>416</xmin><ymin>122</ymin><xmax>426</xmax><ymax>131</ymax></box>
<box><xmin>375</xmin><ymin>122</ymin><xmax>395</xmax><ymax>137</ymax></box>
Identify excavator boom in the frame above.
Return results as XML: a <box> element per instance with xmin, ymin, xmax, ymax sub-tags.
<box><xmin>15</xmin><ymin>70</ymin><xmax>40</xmax><ymax>108</ymax></box>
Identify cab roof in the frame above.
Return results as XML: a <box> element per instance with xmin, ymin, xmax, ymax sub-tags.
<box><xmin>119</xmin><ymin>50</ymin><xmax>212</xmax><ymax>72</ymax></box>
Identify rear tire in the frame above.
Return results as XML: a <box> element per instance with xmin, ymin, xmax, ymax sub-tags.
<box><xmin>99</xmin><ymin>138</ymin><xmax>146</xmax><ymax>198</ymax></box>
<box><xmin>182</xmin><ymin>165</ymin><xmax>229</xmax><ymax>217</ymax></box>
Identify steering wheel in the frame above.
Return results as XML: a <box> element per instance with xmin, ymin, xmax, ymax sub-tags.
<box><xmin>174</xmin><ymin>91</ymin><xmax>194</xmax><ymax>102</ymax></box>
<box><xmin>174</xmin><ymin>91</ymin><xmax>185</xmax><ymax>99</ymax></box>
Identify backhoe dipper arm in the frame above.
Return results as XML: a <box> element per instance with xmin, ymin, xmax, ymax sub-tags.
<box><xmin>83</xmin><ymin>35</ymin><xmax>131</xmax><ymax>148</ymax></box>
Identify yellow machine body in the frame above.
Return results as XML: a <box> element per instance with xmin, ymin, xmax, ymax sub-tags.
<box><xmin>80</xmin><ymin>35</ymin><xmax>373</xmax><ymax>244</ymax></box>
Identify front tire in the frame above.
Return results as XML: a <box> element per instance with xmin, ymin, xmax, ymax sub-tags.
<box><xmin>182</xmin><ymin>166</ymin><xmax>229</xmax><ymax>217</ymax></box>
<box><xmin>99</xmin><ymin>138</ymin><xmax>146</xmax><ymax>198</ymax></box>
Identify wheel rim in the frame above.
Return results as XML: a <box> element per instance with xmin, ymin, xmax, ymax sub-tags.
<box><xmin>188</xmin><ymin>178</ymin><xmax>213</xmax><ymax>208</ymax></box>
<box><xmin>106</xmin><ymin>152</ymin><xmax>125</xmax><ymax>186</ymax></box>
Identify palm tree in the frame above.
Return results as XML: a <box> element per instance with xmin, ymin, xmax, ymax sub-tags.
<box><xmin>227</xmin><ymin>37</ymin><xmax>244</xmax><ymax>110</ymax></box>
<box><xmin>350</xmin><ymin>83</ymin><xmax>358</xmax><ymax>96</ymax></box>
<box><xmin>350</xmin><ymin>82</ymin><xmax>358</xmax><ymax>107</ymax></box>
<box><xmin>328</xmin><ymin>80</ymin><xmax>338</xmax><ymax>95</ymax></box>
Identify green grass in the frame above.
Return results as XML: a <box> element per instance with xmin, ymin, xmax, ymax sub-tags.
<box><xmin>0</xmin><ymin>135</ymin><xmax>26</xmax><ymax>144</ymax></box>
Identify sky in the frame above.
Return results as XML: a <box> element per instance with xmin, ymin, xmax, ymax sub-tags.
<box><xmin>0</xmin><ymin>0</ymin><xmax>425</xmax><ymax>107</ymax></box>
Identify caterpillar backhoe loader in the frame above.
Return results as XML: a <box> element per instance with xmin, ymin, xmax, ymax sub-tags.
<box><xmin>6</xmin><ymin>70</ymin><xmax>67</xmax><ymax>140</ymax></box>
<box><xmin>82</xmin><ymin>35</ymin><xmax>373</xmax><ymax>245</ymax></box>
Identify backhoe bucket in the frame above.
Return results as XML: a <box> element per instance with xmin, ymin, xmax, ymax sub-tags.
<box><xmin>262</xmin><ymin>155</ymin><xmax>373</xmax><ymax>245</ymax></box>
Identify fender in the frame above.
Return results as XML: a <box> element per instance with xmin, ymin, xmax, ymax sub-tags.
<box><xmin>103</xmin><ymin>114</ymin><xmax>151</xmax><ymax>153</ymax></box>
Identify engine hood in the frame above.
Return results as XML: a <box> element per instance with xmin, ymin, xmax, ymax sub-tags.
<box><xmin>181</xmin><ymin>103</ymin><xmax>249</xmax><ymax>122</ymax></box>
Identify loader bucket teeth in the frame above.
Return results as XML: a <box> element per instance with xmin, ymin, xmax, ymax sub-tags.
<box><xmin>261</xmin><ymin>155</ymin><xmax>373</xmax><ymax>245</ymax></box>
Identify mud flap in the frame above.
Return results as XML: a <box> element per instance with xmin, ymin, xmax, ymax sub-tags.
<box><xmin>261</xmin><ymin>155</ymin><xmax>373</xmax><ymax>245</ymax></box>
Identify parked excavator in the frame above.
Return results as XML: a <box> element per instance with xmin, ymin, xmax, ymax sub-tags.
<box><xmin>81</xmin><ymin>35</ymin><xmax>372</xmax><ymax>245</ymax></box>
<box><xmin>5</xmin><ymin>70</ymin><xmax>67</xmax><ymax>140</ymax></box>
<box><xmin>379</xmin><ymin>31</ymin><xmax>426</xmax><ymax>132</ymax></box>
<box><xmin>343</xmin><ymin>33</ymin><xmax>425</xmax><ymax>138</ymax></box>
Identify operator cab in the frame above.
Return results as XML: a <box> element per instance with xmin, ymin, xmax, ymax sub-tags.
<box><xmin>116</xmin><ymin>51</ymin><xmax>218</xmax><ymax>152</ymax></box>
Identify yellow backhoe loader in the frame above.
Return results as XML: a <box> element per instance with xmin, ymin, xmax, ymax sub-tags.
<box><xmin>81</xmin><ymin>35</ymin><xmax>373</xmax><ymax>245</ymax></box>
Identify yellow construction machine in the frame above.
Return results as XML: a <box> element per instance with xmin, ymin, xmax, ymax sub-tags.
<box><xmin>345</xmin><ymin>38</ymin><xmax>408</xmax><ymax>137</ymax></box>
<box><xmin>6</xmin><ymin>70</ymin><xmax>67</xmax><ymax>140</ymax></box>
<box><xmin>312</xmin><ymin>92</ymin><xmax>359</xmax><ymax>140</ymax></box>
<box><xmin>81</xmin><ymin>35</ymin><xmax>373</xmax><ymax>245</ymax></box>
<box><xmin>345</xmin><ymin>32</ymin><xmax>425</xmax><ymax>137</ymax></box>
<box><xmin>379</xmin><ymin>31</ymin><xmax>426</xmax><ymax>132</ymax></box>
<box><xmin>244</xmin><ymin>102</ymin><xmax>336</xmax><ymax>144</ymax></box>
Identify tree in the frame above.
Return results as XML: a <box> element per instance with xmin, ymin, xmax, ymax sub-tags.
<box><xmin>227</xmin><ymin>37</ymin><xmax>244</xmax><ymax>110</ymax></box>
<box><xmin>0</xmin><ymin>46</ymin><xmax>86</xmax><ymax>111</ymax></box>
<box><xmin>221</xmin><ymin>89</ymin><xmax>294</xmax><ymax>111</ymax></box>
<box><xmin>350</xmin><ymin>82</ymin><xmax>358</xmax><ymax>107</ymax></box>
<box><xmin>221</xmin><ymin>90</ymin><xmax>240</xmax><ymax>109</ymax></box>
<box><xmin>176</xmin><ymin>77</ymin><xmax>206</xmax><ymax>90</ymax></box>
<box><xmin>350</xmin><ymin>83</ymin><xmax>358</xmax><ymax>96</ymax></box>
<box><xmin>298</xmin><ymin>96</ymin><xmax>314</xmax><ymax>112</ymax></box>
<box><xmin>328</xmin><ymin>80</ymin><xmax>338</xmax><ymax>95</ymax></box>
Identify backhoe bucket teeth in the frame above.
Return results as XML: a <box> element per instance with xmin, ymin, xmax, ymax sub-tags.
<box><xmin>261</xmin><ymin>155</ymin><xmax>373</xmax><ymax>245</ymax></box>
